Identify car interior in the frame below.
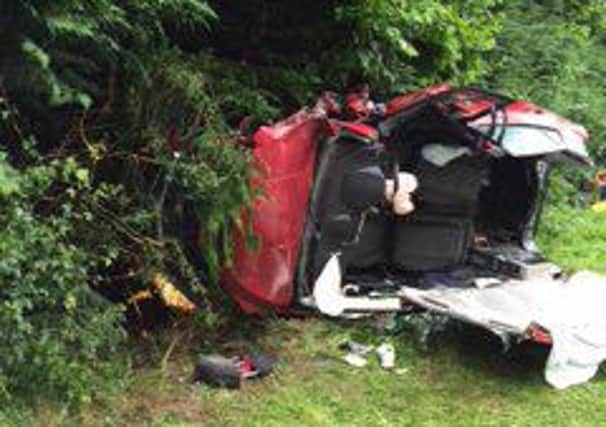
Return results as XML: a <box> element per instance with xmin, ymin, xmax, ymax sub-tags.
<box><xmin>297</xmin><ymin>97</ymin><xmax>558</xmax><ymax>302</ymax></box>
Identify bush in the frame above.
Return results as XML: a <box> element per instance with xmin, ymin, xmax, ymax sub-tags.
<box><xmin>0</xmin><ymin>0</ymin><xmax>254</xmax><ymax>405</ymax></box>
<box><xmin>484</xmin><ymin>1</ymin><xmax>606</xmax><ymax>202</ymax></box>
<box><xmin>487</xmin><ymin>2</ymin><xmax>606</xmax><ymax>160</ymax></box>
<box><xmin>334</xmin><ymin>0</ymin><xmax>504</xmax><ymax>88</ymax></box>
<box><xmin>0</xmin><ymin>155</ymin><xmax>125</xmax><ymax>404</ymax></box>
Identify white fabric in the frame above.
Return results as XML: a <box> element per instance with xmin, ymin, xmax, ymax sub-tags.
<box><xmin>538</xmin><ymin>272</ymin><xmax>606</xmax><ymax>389</ymax></box>
<box><xmin>398</xmin><ymin>271</ymin><xmax>606</xmax><ymax>388</ymax></box>
<box><xmin>385</xmin><ymin>172</ymin><xmax>418</xmax><ymax>216</ymax></box>
<box><xmin>396</xmin><ymin>172</ymin><xmax>418</xmax><ymax>193</ymax></box>
<box><xmin>393</xmin><ymin>172</ymin><xmax>417</xmax><ymax>215</ymax></box>
<box><xmin>313</xmin><ymin>254</ymin><xmax>344</xmax><ymax>317</ymax></box>
<box><xmin>313</xmin><ymin>255</ymin><xmax>401</xmax><ymax>317</ymax></box>
<box><xmin>392</xmin><ymin>191</ymin><xmax>414</xmax><ymax>215</ymax></box>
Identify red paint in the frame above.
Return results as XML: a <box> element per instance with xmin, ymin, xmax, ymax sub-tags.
<box><xmin>223</xmin><ymin>109</ymin><xmax>330</xmax><ymax>314</ymax></box>
<box><xmin>470</xmin><ymin>100</ymin><xmax>588</xmax><ymax>138</ymax></box>
<box><xmin>528</xmin><ymin>325</ymin><xmax>553</xmax><ymax>345</ymax></box>
<box><xmin>451</xmin><ymin>90</ymin><xmax>497</xmax><ymax>119</ymax></box>
<box><xmin>332</xmin><ymin>121</ymin><xmax>379</xmax><ymax>141</ymax></box>
<box><xmin>345</xmin><ymin>87</ymin><xmax>372</xmax><ymax>119</ymax></box>
<box><xmin>386</xmin><ymin>83</ymin><xmax>452</xmax><ymax>116</ymax></box>
<box><xmin>503</xmin><ymin>100</ymin><xmax>588</xmax><ymax>139</ymax></box>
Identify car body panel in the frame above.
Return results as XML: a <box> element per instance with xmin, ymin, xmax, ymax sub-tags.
<box><xmin>222</xmin><ymin>86</ymin><xmax>590</xmax><ymax>315</ymax></box>
<box><xmin>470</xmin><ymin>100</ymin><xmax>590</xmax><ymax>165</ymax></box>
<box><xmin>222</xmin><ymin>109</ymin><xmax>329</xmax><ymax>313</ymax></box>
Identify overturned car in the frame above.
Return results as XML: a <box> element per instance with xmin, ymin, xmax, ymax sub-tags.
<box><xmin>223</xmin><ymin>85</ymin><xmax>606</xmax><ymax>388</ymax></box>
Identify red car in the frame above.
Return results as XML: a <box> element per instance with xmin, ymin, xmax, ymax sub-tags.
<box><xmin>222</xmin><ymin>85</ymin><xmax>606</xmax><ymax>388</ymax></box>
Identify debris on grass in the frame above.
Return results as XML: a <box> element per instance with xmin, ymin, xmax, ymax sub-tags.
<box><xmin>342</xmin><ymin>353</ymin><xmax>368</xmax><ymax>368</ymax></box>
<box><xmin>377</xmin><ymin>342</ymin><xmax>396</xmax><ymax>369</ymax></box>
<box><xmin>339</xmin><ymin>341</ymin><xmax>374</xmax><ymax>356</ymax></box>
<box><xmin>192</xmin><ymin>352</ymin><xmax>277</xmax><ymax>389</ymax></box>
<box><xmin>338</xmin><ymin>339</ymin><xmax>399</xmax><ymax>370</ymax></box>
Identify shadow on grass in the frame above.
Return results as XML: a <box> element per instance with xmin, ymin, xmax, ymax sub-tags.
<box><xmin>422</xmin><ymin>321</ymin><xmax>551</xmax><ymax>385</ymax></box>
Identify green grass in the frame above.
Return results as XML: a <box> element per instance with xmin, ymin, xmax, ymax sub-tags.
<box><xmin>31</xmin><ymin>318</ymin><xmax>606</xmax><ymax>427</ymax></box>
<box><xmin>12</xmin><ymin>206</ymin><xmax>606</xmax><ymax>426</ymax></box>
<box><xmin>538</xmin><ymin>205</ymin><xmax>606</xmax><ymax>274</ymax></box>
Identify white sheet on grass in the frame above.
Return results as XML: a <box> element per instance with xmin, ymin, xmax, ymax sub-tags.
<box><xmin>398</xmin><ymin>271</ymin><xmax>606</xmax><ymax>388</ymax></box>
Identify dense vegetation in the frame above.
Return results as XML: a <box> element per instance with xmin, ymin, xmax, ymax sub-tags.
<box><xmin>0</xmin><ymin>0</ymin><xmax>605</xmax><ymax>408</ymax></box>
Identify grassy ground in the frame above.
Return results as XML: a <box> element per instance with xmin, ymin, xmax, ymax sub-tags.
<box><xmin>13</xmin><ymin>206</ymin><xmax>606</xmax><ymax>426</ymax></box>
<box><xmin>34</xmin><ymin>318</ymin><xmax>606</xmax><ymax>427</ymax></box>
<box><xmin>538</xmin><ymin>205</ymin><xmax>606</xmax><ymax>274</ymax></box>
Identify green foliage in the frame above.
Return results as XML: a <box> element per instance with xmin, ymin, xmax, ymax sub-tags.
<box><xmin>208</xmin><ymin>1</ymin><xmax>505</xmax><ymax>93</ymax></box>
<box><xmin>335</xmin><ymin>0</ymin><xmax>504</xmax><ymax>88</ymax></box>
<box><xmin>0</xmin><ymin>0</ymin><xmax>252</xmax><ymax>406</ymax></box>
<box><xmin>0</xmin><ymin>154</ymin><xmax>20</xmax><ymax>195</ymax></box>
<box><xmin>172</xmin><ymin>133</ymin><xmax>254</xmax><ymax>275</ymax></box>
<box><xmin>121</xmin><ymin>50</ymin><xmax>259</xmax><ymax>278</ymax></box>
<box><xmin>483</xmin><ymin>0</ymin><xmax>606</xmax><ymax>202</ymax></box>
<box><xmin>487</xmin><ymin>1</ymin><xmax>606</xmax><ymax>163</ymax></box>
<box><xmin>0</xmin><ymin>155</ymin><xmax>126</xmax><ymax>405</ymax></box>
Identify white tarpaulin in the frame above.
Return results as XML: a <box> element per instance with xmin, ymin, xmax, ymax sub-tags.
<box><xmin>398</xmin><ymin>271</ymin><xmax>606</xmax><ymax>388</ymax></box>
